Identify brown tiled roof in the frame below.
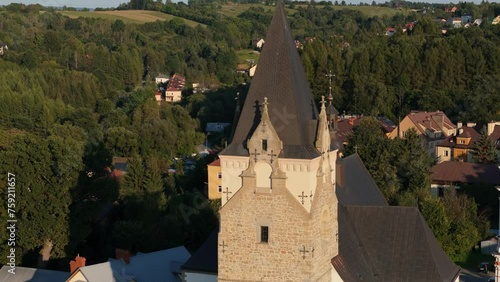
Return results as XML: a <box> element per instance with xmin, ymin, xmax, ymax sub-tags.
<box><xmin>406</xmin><ymin>111</ymin><xmax>455</xmax><ymax>138</ymax></box>
<box><xmin>220</xmin><ymin>2</ymin><xmax>319</xmax><ymax>159</ymax></box>
<box><xmin>437</xmin><ymin>126</ymin><xmax>480</xmax><ymax>149</ymax></box>
<box><xmin>333</xmin><ymin>205</ymin><xmax>461</xmax><ymax>281</ymax></box>
<box><xmin>431</xmin><ymin>161</ymin><xmax>500</xmax><ymax>185</ymax></box>
<box><xmin>208</xmin><ymin>159</ymin><xmax>220</xmax><ymax>167</ymax></box>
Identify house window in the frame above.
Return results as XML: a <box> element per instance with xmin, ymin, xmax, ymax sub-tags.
<box><xmin>444</xmin><ymin>151</ymin><xmax>449</xmax><ymax>157</ymax></box>
<box><xmin>260</xmin><ymin>226</ymin><xmax>269</xmax><ymax>243</ymax></box>
<box><xmin>402</xmin><ymin>131</ymin><xmax>407</xmax><ymax>137</ymax></box>
<box><xmin>438</xmin><ymin>187</ymin><xmax>445</xmax><ymax>197</ymax></box>
<box><xmin>218</xmin><ymin>186</ymin><xmax>222</xmax><ymax>193</ymax></box>
<box><xmin>459</xmin><ymin>140</ymin><xmax>465</xmax><ymax>144</ymax></box>
<box><xmin>262</xmin><ymin>139</ymin><xmax>268</xmax><ymax>151</ymax></box>
<box><xmin>217</xmin><ymin>172</ymin><xmax>222</xmax><ymax>179</ymax></box>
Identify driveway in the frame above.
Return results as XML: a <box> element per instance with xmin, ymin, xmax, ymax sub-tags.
<box><xmin>460</xmin><ymin>268</ymin><xmax>493</xmax><ymax>282</ymax></box>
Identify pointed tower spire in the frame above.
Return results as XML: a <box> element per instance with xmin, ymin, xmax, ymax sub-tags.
<box><xmin>220</xmin><ymin>1</ymin><xmax>319</xmax><ymax>160</ymax></box>
<box><xmin>325</xmin><ymin>70</ymin><xmax>339</xmax><ymax>131</ymax></box>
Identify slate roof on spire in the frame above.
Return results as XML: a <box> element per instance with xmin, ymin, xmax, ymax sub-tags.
<box><xmin>220</xmin><ymin>1</ymin><xmax>320</xmax><ymax>159</ymax></box>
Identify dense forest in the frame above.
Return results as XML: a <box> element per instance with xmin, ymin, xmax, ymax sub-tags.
<box><xmin>0</xmin><ymin>0</ymin><xmax>499</xmax><ymax>270</ymax></box>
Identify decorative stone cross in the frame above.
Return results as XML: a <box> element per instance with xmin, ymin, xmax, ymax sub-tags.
<box><xmin>267</xmin><ymin>150</ymin><xmax>277</xmax><ymax>163</ymax></box>
<box><xmin>219</xmin><ymin>241</ymin><xmax>228</xmax><ymax>253</ymax></box>
<box><xmin>223</xmin><ymin>187</ymin><xmax>232</xmax><ymax>201</ymax></box>
<box><xmin>298</xmin><ymin>191</ymin><xmax>308</xmax><ymax>205</ymax></box>
<box><xmin>299</xmin><ymin>246</ymin><xmax>309</xmax><ymax>259</ymax></box>
<box><xmin>353</xmin><ymin>145</ymin><xmax>359</xmax><ymax>154</ymax></box>
<box><xmin>250</xmin><ymin>148</ymin><xmax>260</xmax><ymax>162</ymax></box>
<box><xmin>325</xmin><ymin>70</ymin><xmax>335</xmax><ymax>98</ymax></box>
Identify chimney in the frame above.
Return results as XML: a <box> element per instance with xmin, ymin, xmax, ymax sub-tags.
<box><xmin>466</xmin><ymin>122</ymin><xmax>476</xmax><ymax>128</ymax></box>
<box><xmin>116</xmin><ymin>248</ymin><xmax>132</xmax><ymax>264</ymax></box>
<box><xmin>457</xmin><ymin>122</ymin><xmax>462</xmax><ymax>129</ymax></box>
<box><xmin>69</xmin><ymin>255</ymin><xmax>86</xmax><ymax>274</ymax></box>
<box><xmin>348</xmin><ymin>118</ymin><xmax>354</xmax><ymax>126</ymax></box>
<box><xmin>487</xmin><ymin>122</ymin><xmax>500</xmax><ymax>135</ymax></box>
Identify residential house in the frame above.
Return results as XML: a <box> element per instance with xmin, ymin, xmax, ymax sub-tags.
<box><xmin>461</xmin><ymin>15</ymin><xmax>472</xmax><ymax>24</ymax></box>
<box><xmin>436</xmin><ymin>122</ymin><xmax>480</xmax><ymax>163</ymax></box>
<box><xmin>67</xmin><ymin>246</ymin><xmax>190</xmax><ymax>282</ymax></box>
<box><xmin>155</xmin><ymin>90</ymin><xmax>163</xmax><ymax>104</ymax></box>
<box><xmin>447</xmin><ymin>17</ymin><xmax>462</xmax><ymax>28</ymax></box>
<box><xmin>444</xmin><ymin>6</ymin><xmax>457</xmax><ymax>13</ymax></box>
<box><xmin>430</xmin><ymin>161</ymin><xmax>500</xmax><ymax>196</ymax></box>
<box><xmin>205</xmin><ymin>4</ymin><xmax>460</xmax><ymax>281</ymax></box>
<box><xmin>110</xmin><ymin>157</ymin><xmax>130</xmax><ymax>178</ymax></box>
<box><xmin>336</xmin><ymin>115</ymin><xmax>395</xmax><ymax>144</ymax></box>
<box><xmin>0</xmin><ymin>42</ymin><xmax>7</xmax><ymax>56</ymax></box>
<box><xmin>404</xmin><ymin>22</ymin><xmax>416</xmax><ymax>31</ymax></box>
<box><xmin>207</xmin><ymin>159</ymin><xmax>222</xmax><ymax>200</ymax></box>
<box><xmin>206</xmin><ymin>122</ymin><xmax>231</xmax><ymax>134</ymax></box>
<box><xmin>165</xmin><ymin>73</ymin><xmax>185</xmax><ymax>103</ymax></box>
<box><xmin>248</xmin><ymin>64</ymin><xmax>257</xmax><ymax>77</ymax></box>
<box><xmin>155</xmin><ymin>74</ymin><xmax>169</xmax><ymax>84</ymax></box>
<box><xmin>0</xmin><ymin>266</ymin><xmax>69</xmax><ymax>282</ymax></box>
<box><xmin>388</xmin><ymin>111</ymin><xmax>456</xmax><ymax>158</ymax></box>
<box><xmin>252</xmin><ymin>38</ymin><xmax>266</xmax><ymax>49</ymax></box>
<box><xmin>473</xmin><ymin>18</ymin><xmax>483</xmax><ymax>26</ymax></box>
<box><xmin>492</xmin><ymin>15</ymin><xmax>500</xmax><ymax>25</ymax></box>
<box><xmin>385</xmin><ymin>27</ymin><xmax>396</xmax><ymax>36</ymax></box>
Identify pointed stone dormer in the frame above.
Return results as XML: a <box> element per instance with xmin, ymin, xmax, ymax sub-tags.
<box><xmin>242</xmin><ymin>97</ymin><xmax>286</xmax><ymax>193</ymax></box>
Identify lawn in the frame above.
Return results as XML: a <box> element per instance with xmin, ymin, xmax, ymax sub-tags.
<box><xmin>236</xmin><ymin>49</ymin><xmax>260</xmax><ymax>64</ymax></box>
<box><xmin>456</xmin><ymin>250</ymin><xmax>495</xmax><ymax>271</ymax></box>
<box><xmin>59</xmin><ymin>10</ymin><xmax>206</xmax><ymax>27</ymax></box>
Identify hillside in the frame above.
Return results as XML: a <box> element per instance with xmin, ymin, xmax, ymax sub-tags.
<box><xmin>217</xmin><ymin>3</ymin><xmax>408</xmax><ymax>18</ymax></box>
<box><xmin>59</xmin><ymin>10</ymin><xmax>206</xmax><ymax>27</ymax></box>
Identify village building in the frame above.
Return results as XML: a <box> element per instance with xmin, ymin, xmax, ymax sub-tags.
<box><xmin>183</xmin><ymin>3</ymin><xmax>460</xmax><ymax>281</ymax></box>
<box><xmin>389</xmin><ymin>111</ymin><xmax>456</xmax><ymax>158</ymax></box>
<box><xmin>436</xmin><ymin>122</ymin><xmax>480</xmax><ymax>163</ymax></box>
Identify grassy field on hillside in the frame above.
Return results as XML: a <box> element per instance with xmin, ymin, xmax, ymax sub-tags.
<box><xmin>59</xmin><ymin>10</ymin><xmax>206</xmax><ymax>27</ymax></box>
<box><xmin>218</xmin><ymin>3</ymin><xmax>297</xmax><ymax>18</ymax></box>
<box><xmin>236</xmin><ymin>49</ymin><xmax>260</xmax><ymax>64</ymax></box>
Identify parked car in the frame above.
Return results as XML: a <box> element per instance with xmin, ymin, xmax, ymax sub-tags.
<box><xmin>478</xmin><ymin>262</ymin><xmax>493</xmax><ymax>273</ymax></box>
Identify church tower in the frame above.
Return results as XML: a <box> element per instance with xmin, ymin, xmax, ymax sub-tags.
<box><xmin>217</xmin><ymin>3</ymin><xmax>339</xmax><ymax>281</ymax></box>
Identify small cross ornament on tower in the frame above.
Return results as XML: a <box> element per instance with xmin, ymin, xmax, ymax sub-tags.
<box><xmin>219</xmin><ymin>240</ymin><xmax>228</xmax><ymax>253</ymax></box>
<box><xmin>223</xmin><ymin>187</ymin><xmax>233</xmax><ymax>201</ymax></box>
<box><xmin>298</xmin><ymin>191</ymin><xmax>308</xmax><ymax>205</ymax></box>
<box><xmin>299</xmin><ymin>246</ymin><xmax>309</xmax><ymax>259</ymax></box>
<box><xmin>250</xmin><ymin>148</ymin><xmax>260</xmax><ymax>162</ymax></box>
<box><xmin>267</xmin><ymin>150</ymin><xmax>277</xmax><ymax>163</ymax></box>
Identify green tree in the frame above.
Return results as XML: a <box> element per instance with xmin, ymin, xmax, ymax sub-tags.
<box><xmin>471</xmin><ymin>127</ymin><xmax>498</xmax><ymax>163</ymax></box>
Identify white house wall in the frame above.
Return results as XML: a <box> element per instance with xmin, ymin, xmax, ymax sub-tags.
<box><xmin>219</xmin><ymin>155</ymin><xmax>248</xmax><ymax>206</ymax></box>
<box><xmin>183</xmin><ymin>272</ymin><xmax>217</xmax><ymax>282</ymax></box>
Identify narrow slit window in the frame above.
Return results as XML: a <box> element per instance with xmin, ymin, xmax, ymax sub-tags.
<box><xmin>262</xmin><ymin>139</ymin><xmax>268</xmax><ymax>151</ymax></box>
<box><xmin>261</xmin><ymin>226</ymin><xmax>269</xmax><ymax>243</ymax></box>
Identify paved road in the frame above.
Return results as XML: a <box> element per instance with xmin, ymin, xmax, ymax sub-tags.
<box><xmin>460</xmin><ymin>268</ymin><xmax>493</xmax><ymax>282</ymax></box>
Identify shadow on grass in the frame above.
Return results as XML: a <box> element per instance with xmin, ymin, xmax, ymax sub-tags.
<box><xmin>456</xmin><ymin>250</ymin><xmax>494</xmax><ymax>271</ymax></box>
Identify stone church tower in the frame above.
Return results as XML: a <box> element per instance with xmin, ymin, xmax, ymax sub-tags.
<box><xmin>217</xmin><ymin>3</ymin><xmax>340</xmax><ymax>281</ymax></box>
